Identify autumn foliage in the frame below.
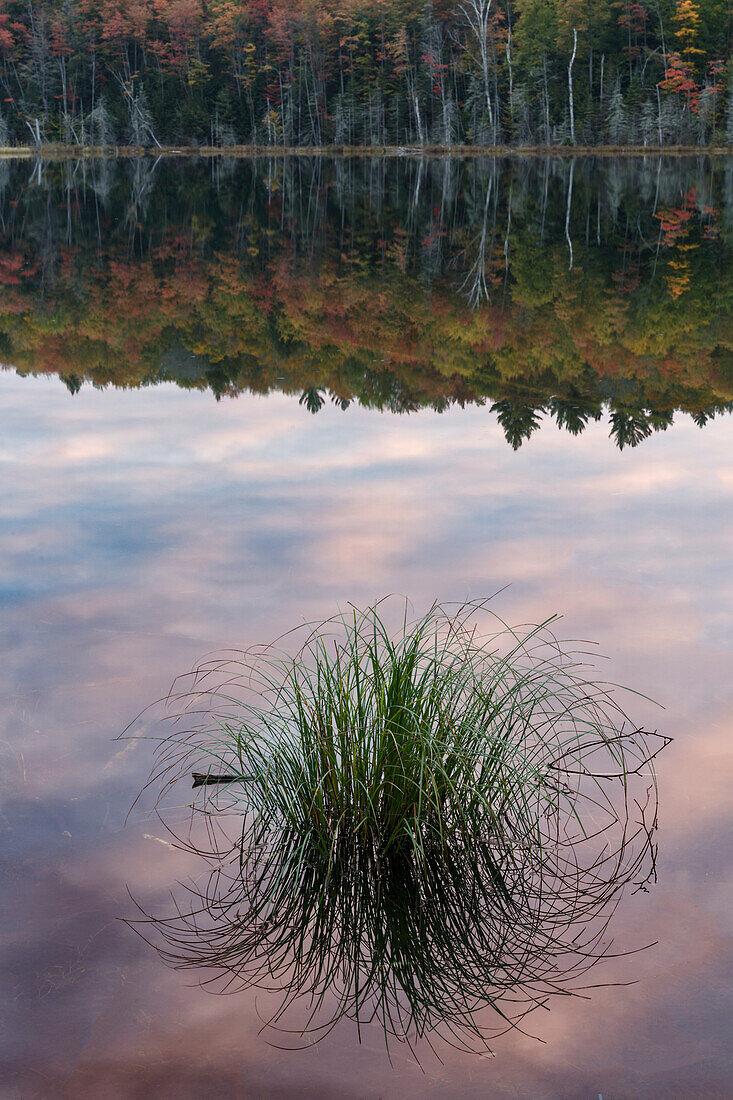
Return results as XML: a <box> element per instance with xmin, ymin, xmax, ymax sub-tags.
<box><xmin>0</xmin><ymin>0</ymin><xmax>728</xmax><ymax>146</ymax></box>
<box><xmin>1</xmin><ymin>157</ymin><xmax>730</xmax><ymax>449</ymax></box>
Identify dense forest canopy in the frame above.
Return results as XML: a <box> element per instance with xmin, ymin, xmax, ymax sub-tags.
<box><xmin>0</xmin><ymin>0</ymin><xmax>732</xmax><ymax>146</ymax></box>
<box><xmin>2</xmin><ymin>154</ymin><xmax>731</xmax><ymax>448</ymax></box>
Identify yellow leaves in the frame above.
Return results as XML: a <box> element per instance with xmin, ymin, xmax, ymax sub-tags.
<box><xmin>673</xmin><ymin>0</ymin><xmax>705</xmax><ymax>61</ymax></box>
<box><xmin>187</xmin><ymin>56</ymin><xmax>209</xmax><ymax>86</ymax></box>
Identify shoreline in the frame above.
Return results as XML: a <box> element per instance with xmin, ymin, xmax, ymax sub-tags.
<box><xmin>0</xmin><ymin>142</ymin><xmax>731</xmax><ymax>160</ymax></box>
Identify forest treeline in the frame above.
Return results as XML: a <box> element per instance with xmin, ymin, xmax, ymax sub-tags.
<box><xmin>0</xmin><ymin>0</ymin><xmax>733</xmax><ymax>148</ymax></box>
<box><xmin>2</xmin><ymin>155</ymin><xmax>732</xmax><ymax>448</ymax></box>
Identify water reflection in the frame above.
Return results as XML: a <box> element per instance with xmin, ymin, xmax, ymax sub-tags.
<box><xmin>1</xmin><ymin>376</ymin><xmax>731</xmax><ymax>1095</ymax></box>
<box><xmin>0</xmin><ymin>155</ymin><xmax>732</xmax><ymax>447</ymax></box>
<box><xmin>2</xmin><ymin>155</ymin><xmax>732</xmax><ymax>1096</ymax></box>
<box><xmin>131</xmin><ymin>610</ymin><xmax>668</xmax><ymax>1058</ymax></box>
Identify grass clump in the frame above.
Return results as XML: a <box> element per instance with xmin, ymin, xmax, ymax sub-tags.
<box><xmin>134</xmin><ymin>600</ymin><xmax>667</xmax><ymax>1055</ymax></box>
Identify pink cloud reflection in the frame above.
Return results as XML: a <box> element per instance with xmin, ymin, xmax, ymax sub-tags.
<box><xmin>1</xmin><ymin>374</ymin><xmax>731</xmax><ymax>1097</ymax></box>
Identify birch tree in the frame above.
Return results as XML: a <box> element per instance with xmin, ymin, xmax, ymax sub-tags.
<box><xmin>460</xmin><ymin>0</ymin><xmax>495</xmax><ymax>141</ymax></box>
<box><xmin>568</xmin><ymin>27</ymin><xmax>577</xmax><ymax>142</ymax></box>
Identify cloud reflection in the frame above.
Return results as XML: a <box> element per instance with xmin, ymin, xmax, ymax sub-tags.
<box><xmin>1</xmin><ymin>374</ymin><xmax>732</xmax><ymax>1096</ymax></box>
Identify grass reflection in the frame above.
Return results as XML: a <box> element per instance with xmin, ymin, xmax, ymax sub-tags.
<box><xmin>130</xmin><ymin>602</ymin><xmax>669</xmax><ymax>1057</ymax></box>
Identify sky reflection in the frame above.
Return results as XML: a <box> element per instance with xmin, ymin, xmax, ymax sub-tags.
<box><xmin>1</xmin><ymin>373</ymin><xmax>732</xmax><ymax>1097</ymax></box>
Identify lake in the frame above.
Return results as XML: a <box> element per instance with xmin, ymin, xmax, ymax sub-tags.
<box><xmin>1</xmin><ymin>155</ymin><xmax>731</xmax><ymax>1098</ymax></box>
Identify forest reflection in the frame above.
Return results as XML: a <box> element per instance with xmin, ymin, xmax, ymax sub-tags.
<box><xmin>2</xmin><ymin>155</ymin><xmax>732</xmax><ymax>449</ymax></box>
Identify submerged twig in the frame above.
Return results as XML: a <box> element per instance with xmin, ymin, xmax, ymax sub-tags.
<box><xmin>191</xmin><ymin>772</ymin><xmax>247</xmax><ymax>788</ymax></box>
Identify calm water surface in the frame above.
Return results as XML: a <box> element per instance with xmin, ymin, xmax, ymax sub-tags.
<box><xmin>1</xmin><ymin>157</ymin><xmax>732</xmax><ymax>1098</ymax></box>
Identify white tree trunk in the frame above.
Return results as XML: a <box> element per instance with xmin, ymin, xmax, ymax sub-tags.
<box><xmin>568</xmin><ymin>28</ymin><xmax>578</xmax><ymax>144</ymax></box>
<box><xmin>461</xmin><ymin>0</ymin><xmax>494</xmax><ymax>140</ymax></box>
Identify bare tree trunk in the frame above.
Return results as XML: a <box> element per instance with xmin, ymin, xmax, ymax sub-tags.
<box><xmin>460</xmin><ymin>176</ymin><xmax>492</xmax><ymax>307</ymax></box>
<box><xmin>461</xmin><ymin>0</ymin><xmax>494</xmax><ymax>140</ymax></box>
<box><xmin>568</xmin><ymin>28</ymin><xmax>578</xmax><ymax>144</ymax></box>
<box><xmin>506</xmin><ymin>27</ymin><xmax>513</xmax><ymax>121</ymax></box>
<box><xmin>413</xmin><ymin>91</ymin><xmax>424</xmax><ymax>144</ymax></box>
<box><xmin>543</xmin><ymin>57</ymin><xmax>550</xmax><ymax>143</ymax></box>
<box><xmin>655</xmin><ymin>2</ymin><xmax>667</xmax><ymax>76</ymax></box>
<box><xmin>565</xmin><ymin>158</ymin><xmax>575</xmax><ymax>269</ymax></box>
<box><xmin>25</xmin><ymin>117</ymin><xmax>42</xmax><ymax>146</ymax></box>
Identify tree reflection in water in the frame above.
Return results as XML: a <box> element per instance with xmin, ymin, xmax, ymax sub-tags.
<box><xmin>128</xmin><ymin>602</ymin><xmax>669</xmax><ymax>1058</ymax></box>
<box><xmin>2</xmin><ymin>157</ymin><xmax>732</xmax><ymax>451</ymax></box>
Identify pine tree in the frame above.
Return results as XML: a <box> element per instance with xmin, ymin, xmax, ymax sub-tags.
<box><xmin>607</xmin><ymin>79</ymin><xmax>628</xmax><ymax>144</ymax></box>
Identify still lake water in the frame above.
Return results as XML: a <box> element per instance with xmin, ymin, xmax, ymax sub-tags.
<box><xmin>1</xmin><ymin>156</ymin><xmax>732</xmax><ymax>1097</ymax></box>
